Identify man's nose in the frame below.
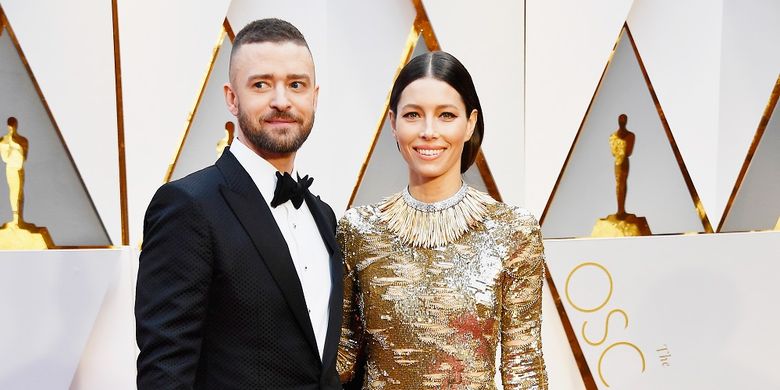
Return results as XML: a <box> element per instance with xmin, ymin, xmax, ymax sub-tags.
<box><xmin>270</xmin><ymin>85</ymin><xmax>292</xmax><ymax>111</ymax></box>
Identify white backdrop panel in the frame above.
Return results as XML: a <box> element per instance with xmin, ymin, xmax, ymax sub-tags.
<box><xmin>525</xmin><ymin>0</ymin><xmax>634</xmax><ymax>217</ymax></box>
<box><xmin>720</xmin><ymin>92</ymin><xmax>780</xmax><ymax>232</ymax></box>
<box><xmin>169</xmin><ymin>32</ymin><xmax>234</xmax><ymax>181</ymax></box>
<box><xmin>546</xmin><ymin>231</ymin><xmax>780</xmax><ymax>389</ymax></box>
<box><xmin>0</xmin><ymin>249</ymin><xmax>122</xmax><ymax>389</ymax></box>
<box><xmin>69</xmin><ymin>248</ymin><xmax>136</xmax><ymax>390</ymax></box>
<box><xmin>120</xmin><ymin>0</ymin><xmax>232</xmax><ymax>244</ymax></box>
<box><xmin>717</xmin><ymin>0</ymin><xmax>780</xmax><ymax>227</ymax></box>
<box><xmin>2</xmin><ymin>0</ymin><xmax>121</xmax><ymax>244</ymax></box>
<box><xmin>626</xmin><ymin>0</ymin><xmax>723</xmax><ymax>226</ymax></box>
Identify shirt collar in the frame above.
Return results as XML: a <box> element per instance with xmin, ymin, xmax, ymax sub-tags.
<box><xmin>230</xmin><ymin>138</ymin><xmax>297</xmax><ymax>205</ymax></box>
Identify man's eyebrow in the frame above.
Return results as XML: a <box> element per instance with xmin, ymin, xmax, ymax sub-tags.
<box><xmin>287</xmin><ymin>74</ymin><xmax>312</xmax><ymax>82</ymax></box>
<box><xmin>245</xmin><ymin>73</ymin><xmax>272</xmax><ymax>82</ymax></box>
<box><xmin>245</xmin><ymin>74</ymin><xmax>312</xmax><ymax>83</ymax></box>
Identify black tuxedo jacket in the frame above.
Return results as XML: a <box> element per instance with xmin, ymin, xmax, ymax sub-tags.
<box><xmin>136</xmin><ymin>148</ymin><xmax>343</xmax><ymax>389</ymax></box>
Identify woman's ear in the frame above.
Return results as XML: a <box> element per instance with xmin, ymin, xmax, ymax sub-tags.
<box><xmin>466</xmin><ymin>109</ymin><xmax>478</xmax><ymax>139</ymax></box>
<box><xmin>388</xmin><ymin>110</ymin><xmax>397</xmax><ymax>136</ymax></box>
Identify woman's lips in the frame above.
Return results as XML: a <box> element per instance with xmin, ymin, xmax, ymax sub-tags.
<box><xmin>413</xmin><ymin>147</ymin><xmax>445</xmax><ymax>160</ymax></box>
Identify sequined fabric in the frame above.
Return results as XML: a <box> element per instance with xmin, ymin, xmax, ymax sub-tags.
<box><xmin>337</xmin><ymin>188</ymin><xmax>548</xmax><ymax>389</ymax></box>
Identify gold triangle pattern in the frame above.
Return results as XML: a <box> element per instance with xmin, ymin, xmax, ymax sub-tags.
<box><xmin>537</xmin><ymin>22</ymin><xmax>720</xmax><ymax>390</ymax></box>
<box><xmin>539</xmin><ymin>23</ymin><xmax>713</xmax><ymax>238</ymax></box>
<box><xmin>718</xmin><ymin>75</ymin><xmax>780</xmax><ymax>232</ymax></box>
<box><xmin>165</xmin><ymin>18</ymin><xmax>236</xmax><ymax>183</ymax></box>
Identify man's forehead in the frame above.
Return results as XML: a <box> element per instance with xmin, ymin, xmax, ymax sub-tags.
<box><xmin>234</xmin><ymin>42</ymin><xmax>313</xmax><ymax>64</ymax></box>
<box><xmin>231</xmin><ymin>41</ymin><xmax>315</xmax><ymax>78</ymax></box>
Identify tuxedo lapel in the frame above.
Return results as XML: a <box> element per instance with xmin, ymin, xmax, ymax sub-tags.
<box><xmin>304</xmin><ymin>192</ymin><xmax>344</xmax><ymax>371</ymax></box>
<box><xmin>304</xmin><ymin>192</ymin><xmax>338</xmax><ymax>255</ymax></box>
<box><xmin>215</xmin><ymin>149</ymin><xmax>319</xmax><ymax>357</ymax></box>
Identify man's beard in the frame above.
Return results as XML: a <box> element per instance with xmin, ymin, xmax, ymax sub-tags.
<box><xmin>237</xmin><ymin>105</ymin><xmax>314</xmax><ymax>154</ymax></box>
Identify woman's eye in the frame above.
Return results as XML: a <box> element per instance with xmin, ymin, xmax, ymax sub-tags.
<box><xmin>402</xmin><ymin>112</ymin><xmax>420</xmax><ymax>119</ymax></box>
<box><xmin>440</xmin><ymin>112</ymin><xmax>457</xmax><ymax>119</ymax></box>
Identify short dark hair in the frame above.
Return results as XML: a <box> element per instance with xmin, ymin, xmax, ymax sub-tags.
<box><xmin>229</xmin><ymin>18</ymin><xmax>311</xmax><ymax>79</ymax></box>
<box><xmin>388</xmin><ymin>51</ymin><xmax>484</xmax><ymax>173</ymax></box>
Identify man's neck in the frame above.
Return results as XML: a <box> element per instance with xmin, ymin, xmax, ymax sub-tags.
<box><xmin>236</xmin><ymin>137</ymin><xmax>295</xmax><ymax>173</ymax></box>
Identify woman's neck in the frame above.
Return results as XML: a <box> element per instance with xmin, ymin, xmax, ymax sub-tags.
<box><xmin>407</xmin><ymin>169</ymin><xmax>463</xmax><ymax>203</ymax></box>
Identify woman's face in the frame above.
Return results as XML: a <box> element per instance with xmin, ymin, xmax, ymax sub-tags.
<box><xmin>390</xmin><ymin>77</ymin><xmax>478</xmax><ymax>185</ymax></box>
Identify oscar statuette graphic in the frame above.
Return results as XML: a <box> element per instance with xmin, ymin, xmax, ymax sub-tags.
<box><xmin>0</xmin><ymin>117</ymin><xmax>54</xmax><ymax>249</ymax></box>
<box><xmin>591</xmin><ymin>114</ymin><xmax>652</xmax><ymax>237</ymax></box>
<box><xmin>215</xmin><ymin>121</ymin><xmax>234</xmax><ymax>157</ymax></box>
<box><xmin>774</xmin><ymin>216</ymin><xmax>779</xmax><ymax>231</ymax></box>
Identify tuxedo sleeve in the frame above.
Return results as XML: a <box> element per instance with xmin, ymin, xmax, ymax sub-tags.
<box><xmin>135</xmin><ymin>183</ymin><xmax>214</xmax><ymax>390</ymax></box>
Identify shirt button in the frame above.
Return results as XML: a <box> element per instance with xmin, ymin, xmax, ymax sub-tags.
<box><xmin>292</xmin><ymin>223</ymin><xmax>297</xmax><ymax>229</ymax></box>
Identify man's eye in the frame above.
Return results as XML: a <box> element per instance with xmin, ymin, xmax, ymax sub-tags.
<box><xmin>253</xmin><ymin>81</ymin><xmax>268</xmax><ymax>89</ymax></box>
<box><xmin>402</xmin><ymin>112</ymin><xmax>420</xmax><ymax>119</ymax></box>
<box><xmin>290</xmin><ymin>81</ymin><xmax>303</xmax><ymax>89</ymax></box>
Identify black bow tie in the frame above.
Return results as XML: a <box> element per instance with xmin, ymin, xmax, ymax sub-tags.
<box><xmin>270</xmin><ymin>171</ymin><xmax>313</xmax><ymax>209</ymax></box>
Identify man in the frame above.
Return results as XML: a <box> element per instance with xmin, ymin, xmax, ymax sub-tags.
<box><xmin>136</xmin><ymin>18</ymin><xmax>343</xmax><ymax>389</ymax></box>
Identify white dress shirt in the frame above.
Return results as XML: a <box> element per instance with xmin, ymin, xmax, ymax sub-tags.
<box><xmin>230</xmin><ymin>139</ymin><xmax>332</xmax><ymax>360</ymax></box>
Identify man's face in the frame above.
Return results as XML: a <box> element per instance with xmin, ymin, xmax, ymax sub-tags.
<box><xmin>224</xmin><ymin>41</ymin><xmax>318</xmax><ymax>155</ymax></box>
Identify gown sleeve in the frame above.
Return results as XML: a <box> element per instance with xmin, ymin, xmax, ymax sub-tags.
<box><xmin>500</xmin><ymin>211</ymin><xmax>548</xmax><ymax>389</ymax></box>
<box><xmin>336</xmin><ymin>212</ymin><xmax>363</xmax><ymax>383</ymax></box>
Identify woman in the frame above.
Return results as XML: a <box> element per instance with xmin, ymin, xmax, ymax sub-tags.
<box><xmin>337</xmin><ymin>51</ymin><xmax>547</xmax><ymax>389</ymax></box>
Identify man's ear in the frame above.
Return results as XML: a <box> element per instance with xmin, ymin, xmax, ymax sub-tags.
<box><xmin>312</xmin><ymin>84</ymin><xmax>320</xmax><ymax>111</ymax></box>
<box><xmin>224</xmin><ymin>83</ymin><xmax>239</xmax><ymax>116</ymax></box>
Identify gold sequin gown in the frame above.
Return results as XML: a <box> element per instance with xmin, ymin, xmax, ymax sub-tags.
<box><xmin>337</xmin><ymin>186</ymin><xmax>548</xmax><ymax>389</ymax></box>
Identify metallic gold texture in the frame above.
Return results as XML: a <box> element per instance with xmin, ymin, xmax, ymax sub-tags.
<box><xmin>112</xmin><ymin>0</ymin><xmax>129</xmax><ymax>245</ymax></box>
<box><xmin>0</xmin><ymin>117</ymin><xmax>54</xmax><ymax>249</ymax></box>
<box><xmin>609</xmin><ymin>114</ymin><xmax>634</xmax><ymax>217</ymax></box>
<box><xmin>216</xmin><ymin>121</ymin><xmax>235</xmax><ymax>157</ymax></box>
<box><xmin>717</xmin><ymin>75</ymin><xmax>780</xmax><ymax>232</ymax></box>
<box><xmin>2</xmin><ymin>117</ymin><xmax>27</xmax><ymax>226</ymax></box>
<box><xmin>591</xmin><ymin>214</ymin><xmax>651</xmax><ymax>237</ymax></box>
<box><xmin>543</xmin><ymin>263</ymin><xmax>598</xmax><ymax>389</ymax></box>
<box><xmin>591</xmin><ymin>114</ymin><xmax>651</xmax><ymax>237</ymax></box>
<box><xmin>338</xmin><ymin>186</ymin><xmax>547</xmax><ymax>388</ymax></box>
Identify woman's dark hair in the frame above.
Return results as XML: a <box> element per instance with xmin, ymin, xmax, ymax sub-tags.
<box><xmin>388</xmin><ymin>51</ymin><xmax>484</xmax><ymax>173</ymax></box>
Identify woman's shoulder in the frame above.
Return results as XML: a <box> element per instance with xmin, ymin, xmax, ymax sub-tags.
<box><xmin>486</xmin><ymin>201</ymin><xmax>541</xmax><ymax>234</ymax></box>
<box><xmin>337</xmin><ymin>203</ymin><xmax>384</xmax><ymax>235</ymax></box>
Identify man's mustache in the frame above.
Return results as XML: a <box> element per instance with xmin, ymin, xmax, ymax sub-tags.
<box><xmin>261</xmin><ymin>110</ymin><xmax>302</xmax><ymax>124</ymax></box>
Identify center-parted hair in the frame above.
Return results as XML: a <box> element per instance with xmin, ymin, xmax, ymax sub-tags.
<box><xmin>388</xmin><ymin>51</ymin><xmax>484</xmax><ymax>173</ymax></box>
<box><xmin>229</xmin><ymin>18</ymin><xmax>311</xmax><ymax>80</ymax></box>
